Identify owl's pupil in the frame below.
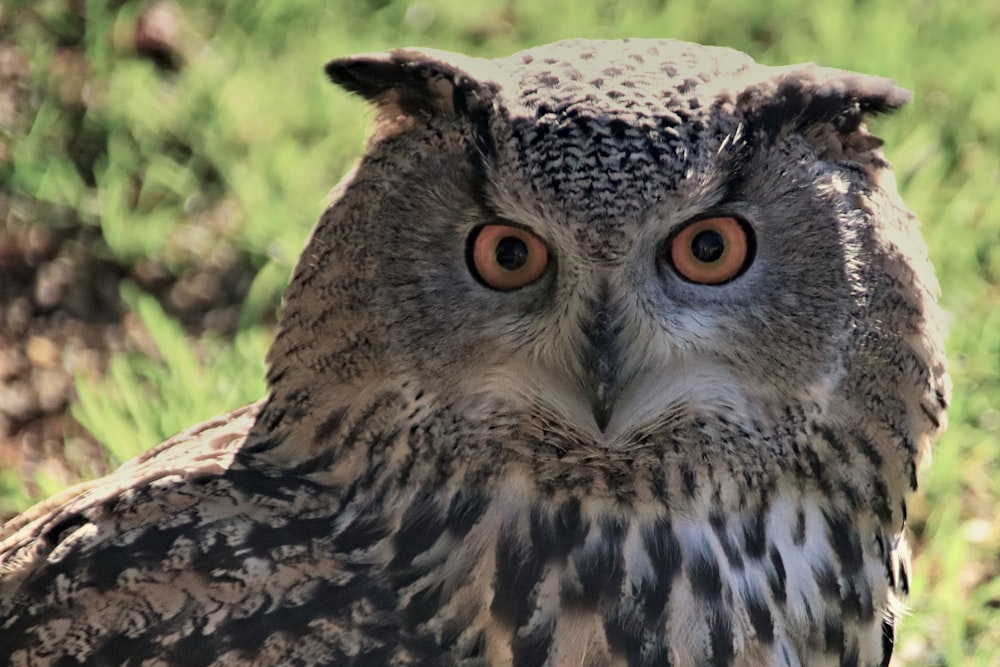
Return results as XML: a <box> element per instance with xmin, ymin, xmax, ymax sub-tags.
<box><xmin>691</xmin><ymin>230</ymin><xmax>725</xmax><ymax>263</ymax></box>
<box><xmin>495</xmin><ymin>237</ymin><xmax>529</xmax><ymax>271</ymax></box>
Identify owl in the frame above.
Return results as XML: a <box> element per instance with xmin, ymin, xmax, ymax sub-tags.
<box><xmin>0</xmin><ymin>38</ymin><xmax>948</xmax><ymax>666</ymax></box>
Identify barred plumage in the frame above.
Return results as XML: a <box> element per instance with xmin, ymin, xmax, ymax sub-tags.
<box><xmin>0</xmin><ymin>38</ymin><xmax>948</xmax><ymax>666</ymax></box>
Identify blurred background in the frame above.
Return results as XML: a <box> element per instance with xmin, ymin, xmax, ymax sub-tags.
<box><xmin>0</xmin><ymin>0</ymin><xmax>997</xmax><ymax>663</ymax></box>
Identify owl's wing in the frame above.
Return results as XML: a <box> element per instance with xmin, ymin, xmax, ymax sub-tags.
<box><xmin>0</xmin><ymin>402</ymin><xmax>410</xmax><ymax>666</ymax></box>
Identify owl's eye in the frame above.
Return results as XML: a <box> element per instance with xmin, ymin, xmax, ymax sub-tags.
<box><xmin>666</xmin><ymin>216</ymin><xmax>754</xmax><ymax>285</ymax></box>
<box><xmin>469</xmin><ymin>224</ymin><xmax>550</xmax><ymax>291</ymax></box>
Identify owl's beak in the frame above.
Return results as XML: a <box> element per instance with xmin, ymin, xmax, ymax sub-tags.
<box><xmin>581</xmin><ymin>288</ymin><xmax>626</xmax><ymax>434</ymax></box>
<box><xmin>588</xmin><ymin>347</ymin><xmax>623</xmax><ymax>433</ymax></box>
<box><xmin>591</xmin><ymin>383</ymin><xmax>616</xmax><ymax>433</ymax></box>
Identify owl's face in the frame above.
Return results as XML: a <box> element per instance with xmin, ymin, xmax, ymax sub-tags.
<box><xmin>267</xmin><ymin>39</ymin><xmax>945</xmax><ymax>489</ymax></box>
<box><xmin>337</xmin><ymin>41</ymin><xmax>881</xmax><ymax>448</ymax></box>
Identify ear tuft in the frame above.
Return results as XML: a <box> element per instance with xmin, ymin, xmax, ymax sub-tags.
<box><xmin>738</xmin><ymin>67</ymin><xmax>910</xmax><ymax>160</ymax></box>
<box><xmin>325</xmin><ymin>49</ymin><xmax>498</xmax><ymax>122</ymax></box>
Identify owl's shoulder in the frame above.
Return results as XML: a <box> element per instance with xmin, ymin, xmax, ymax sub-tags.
<box><xmin>0</xmin><ymin>401</ymin><xmax>396</xmax><ymax>664</ymax></box>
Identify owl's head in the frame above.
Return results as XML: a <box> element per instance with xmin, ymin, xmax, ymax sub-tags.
<box><xmin>259</xmin><ymin>40</ymin><xmax>947</xmax><ymax>493</ymax></box>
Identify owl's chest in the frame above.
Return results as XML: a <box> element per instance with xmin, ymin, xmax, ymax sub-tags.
<box><xmin>379</xmin><ymin>487</ymin><xmax>895</xmax><ymax>666</ymax></box>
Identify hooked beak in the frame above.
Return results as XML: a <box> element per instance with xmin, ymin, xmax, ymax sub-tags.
<box><xmin>591</xmin><ymin>379</ymin><xmax>616</xmax><ymax>433</ymax></box>
<box><xmin>581</xmin><ymin>287</ymin><xmax>627</xmax><ymax>434</ymax></box>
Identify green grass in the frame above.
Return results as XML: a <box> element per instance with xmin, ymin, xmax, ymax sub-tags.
<box><xmin>3</xmin><ymin>0</ymin><xmax>999</xmax><ymax>664</ymax></box>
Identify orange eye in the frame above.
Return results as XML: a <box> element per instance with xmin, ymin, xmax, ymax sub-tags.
<box><xmin>469</xmin><ymin>224</ymin><xmax>549</xmax><ymax>291</ymax></box>
<box><xmin>667</xmin><ymin>216</ymin><xmax>753</xmax><ymax>285</ymax></box>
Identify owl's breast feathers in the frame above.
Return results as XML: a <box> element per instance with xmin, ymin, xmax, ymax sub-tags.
<box><xmin>1</xmin><ymin>393</ymin><xmax>907</xmax><ymax>667</ymax></box>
